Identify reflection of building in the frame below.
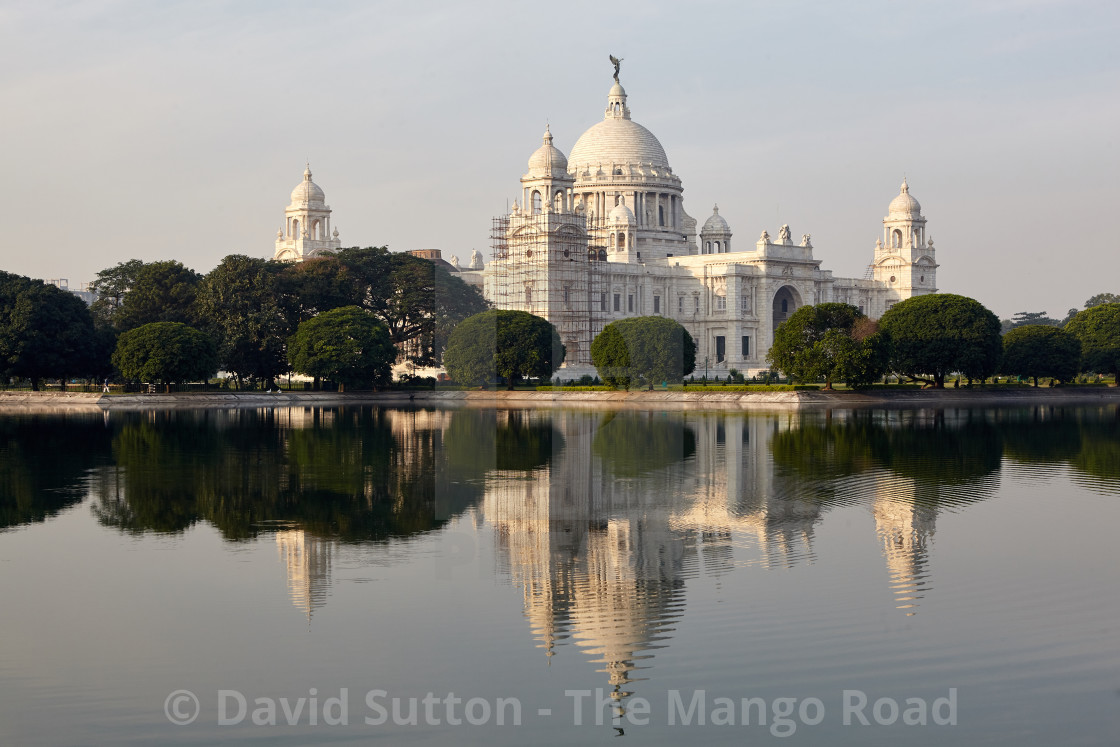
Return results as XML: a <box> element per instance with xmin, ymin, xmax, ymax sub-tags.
<box><xmin>481</xmin><ymin>411</ymin><xmax>825</xmax><ymax>704</ymax></box>
<box><xmin>275</xmin><ymin>529</ymin><xmax>334</xmax><ymax>621</ymax></box>
<box><xmin>873</xmin><ymin>492</ymin><xmax>936</xmax><ymax>615</ymax></box>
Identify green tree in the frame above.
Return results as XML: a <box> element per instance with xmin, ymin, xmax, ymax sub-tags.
<box><xmin>767</xmin><ymin>303</ymin><xmax>888</xmax><ymax>389</ymax></box>
<box><xmin>1065</xmin><ymin>303</ymin><xmax>1120</xmax><ymax>382</ymax></box>
<box><xmin>115</xmin><ymin>260</ymin><xmax>202</xmax><ymax>331</ymax></box>
<box><xmin>1006</xmin><ymin>310</ymin><xmax>1060</xmax><ymax>330</ymax></box>
<box><xmin>89</xmin><ymin>259</ymin><xmax>143</xmax><ymax>328</ymax></box>
<box><xmin>1085</xmin><ymin>292</ymin><xmax>1120</xmax><ymax>308</ymax></box>
<box><xmin>112</xmin><ymin>322</ymin><xmax>217</xmax><ymax>391</ymax></box>
<box><xmin>275</xmin><ymin>255</ymin><xmax>360</xmax><ymax>329</ymax></box>
<box><xmin>197</xmin><ymin>255</ymin><xmax>289</xmax><ymax>388</ymax></box>
<box><xmin>287</xmin><ymin>306</ymin><xmax>395</xmax><ymax>392</ymax></box>
<box><xmin>443</xmin><ymin>310</ymin><xmax>564</xmax><ymax>389</ymax></box>
<box><xmin>0</xmin><ymin>273</ymin><xmax>103</xmax><ymax>390</ymax></box>
<box><xmin>1000</xmin><ymin>325</ymin><xmax>1081</xmax><ymax>386</ymax></box>
<box><xmin>879</xmin><ymin>293</ymin><xmax>1002</xmax><ymax>387</ymax></box>
<box><xmin>335</xmin><ymin>247</ymin><xmax>488</xmax><ymax>365</ymax></box>
<box><xmin>590</xmin><ymin>316</ymin><xmax>696</xmax><ymax>389</ymax></box>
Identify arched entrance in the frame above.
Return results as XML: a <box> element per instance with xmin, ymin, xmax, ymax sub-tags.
<box><xmin>772</xmin><ymin>285</ymin><xmax>802</xmax><ymax>332</ymax></box>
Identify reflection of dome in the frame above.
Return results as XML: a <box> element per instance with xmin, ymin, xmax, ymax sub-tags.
<box><xmin>702</xmin><ymin>204</ymin><xmax>730</xmax><ymax>234</ymax></box>
<box><xmin>888</xmin><ymin>179</ymin><xmax>921</xmax><ymax>217</ymax></box>
<box><xmin>609</xmin><ymin>201</ymin><xmax>636</xmax><ymax>224</ymax></box>
<box><xmin>569</xmin><ymin>82</ymin><xmax>669</xmax><ymax>171</ymax></box>
<box><xmin>290</xmin><ymin>166</ymin><xmax>326</xmax><ymax>206</ymax></box>
<box><xmin>527</xmin><ymin>126</ymin><xmax>568</xmax><ymax>177</ymax></box>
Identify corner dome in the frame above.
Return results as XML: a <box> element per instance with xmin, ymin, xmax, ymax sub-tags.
<box><xmin>702</xmin><ymin>204</ymin><xmax>730</xmax><ymax>234</ymax></box>
<box><xmin>888</xmin><ymin>179</ymin><xmax>921</xmax><ymax>217</ymax></box>
<box><xmin>527</xmin><ymin>125</ymin><xmax>568</xmax><ymax>177</ymax></box>
<box><xmin>290</xmin><ymin>166</ymin><xmax>326</xmax><ymax>206</ymax></box>
<box><xmin>608</xmin><ymin>201</ymin><xmax>636</xmax><ymax>224</ymax></box>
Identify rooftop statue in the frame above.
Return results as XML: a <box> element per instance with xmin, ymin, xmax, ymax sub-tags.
<box><xmin>609</xmin><ymin>54</ymin><xmax>623</xmax><ymax>83</ymax></box>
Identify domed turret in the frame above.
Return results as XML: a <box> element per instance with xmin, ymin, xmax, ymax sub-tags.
<box><xmin>609</xmin><ymin>200</ymin><xmax>637</xmax><ymax>225</ymax></box>
<box><xmin>290</xmin><ymin>166</ymin><xmax>326</xmax><ymax>207</ymax></box>
<box><xmin>702</xmin><ymin>204</ymin><xmax>730</xmax><ymax>234</ymax></box>
<box><xmin>274</xmin><ymin>164</ymin><xmax>341</xmax><ymax>262</ymax></box>
<box><xmin>699</xmin><ymin>204</ymin><xmax>732</xmax><ymax>254</ymax></box>
<box><xmin>527</xmin><ymin>125</ymin><xmax>568</xmax><ymax>177</ymax></box>
<box><xmin>888</xmin><ymin>178</ymin><xmax>921</xmax><ymax>217</ymax></box>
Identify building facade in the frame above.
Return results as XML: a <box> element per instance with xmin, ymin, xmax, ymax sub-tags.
<box><xmin>468</xmin><ymin>72</ymin><xmax>939</xmax><ymax>375</ymax></box>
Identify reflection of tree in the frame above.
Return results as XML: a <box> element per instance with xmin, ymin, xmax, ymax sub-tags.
<box><xmin>445</xmin><ymin>409</ymin><xmax>562</xmax><ymax>474</ymax></box>
<box><xmin>0</xmin><ymin>414</ymin><xmax>112</xmax><ymax>529</ymax></box>
<box><xmin>90</xmin><ymin>408</ymin><xmax>492</xmax><ymax>541</ymax></box>
<box><xmin>592</xmin><ymin>412</ymin><xmax>696</xmax><ymax>477</ymax></box>
<box><xmin>1070</xmin><ymin>409</ymin><xmax>1120</xmax><ymax>494</ymax></box>
<box><xmin>997</xmin><ymin>408</ymin><xmax>1083</xmax><ymax>464</ymax></box>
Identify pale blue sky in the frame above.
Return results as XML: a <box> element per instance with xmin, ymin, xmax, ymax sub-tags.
<box><xmin>1</xmin><ymin>0</ymin><xmax>1116</xmax><ymax>318</ymax></box>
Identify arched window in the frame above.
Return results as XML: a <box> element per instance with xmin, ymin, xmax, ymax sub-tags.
<box><xmin>532</xmin><ymin>191</ymin><xmax>542</xmax><ymax>214</ymax></box>
<box><xmin>312</xmin><ymin>220</ymin><xmax>321</xmax><ymax>239</ymax></box>
<box><xmin>892</xmin><ymin>229</ymin><xmax>902</xmax><ymax>248</ymax></box>
<box><xmin>616</xmin><ymin>232</ymin><xmax>625</xmax><ymax>249</ymax></box>
<box><xmin>599</xmin><ymin>249</ymin><xmax>607</xmax><ymax>261</ymax></box>
<box><xmin>714</xmin><ymin>241</ymin><xmax>721</xmax><ymax>253</ymax></box>
<box><xmin>782</xmin><ymin>299</ymin><xmax>788</xmax><ymax>313</ymax></box>
<box><xmin>554</xmin><ymin>191</ymin><xmax>564</xmax><ymax>212</ymax></box>
<box><xmin>292</xmin><ymin>219</ymin><xmax>300</xmax><ymax>238</ymax></box>
<box><xmin>704</xmin><ymin>241</ymin><xmax>711</xmax><ymax>254</ymax></box>
<box><xmin>588</xmin><ymin>248</ymin><xmax>597</xmax><ymax>261</ymax></box>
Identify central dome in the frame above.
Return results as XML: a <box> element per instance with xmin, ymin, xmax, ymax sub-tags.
<box><xmin>569</xmin><ymin>119</ymin><xmax>669</xmax><ymax>172</ymax></box>
<box><xmin>568</xmin><ymin>80</ymin><xmax>670</xmax><ymax>173</ymax></box>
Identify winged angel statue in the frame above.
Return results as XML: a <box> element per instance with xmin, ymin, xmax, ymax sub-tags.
<box><xmin>609</xmin><ymin>55</ymin><xmax>623</xmax><ymax>82</ymax></box>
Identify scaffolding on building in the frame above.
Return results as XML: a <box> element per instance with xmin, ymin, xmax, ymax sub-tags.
<box><xmin>488</xmin><ymin>210</ymin><xmax>608</xmax><ymax>367</ymax></box>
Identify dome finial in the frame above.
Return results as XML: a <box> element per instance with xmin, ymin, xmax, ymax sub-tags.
<box><xmin>901</xmin><ymin>176</ymin><xmax>908</xmax><ymax>193</ymax></box>
<box><xmin>304</xmin><ymin>162</ymin><xmax>312</xmax><ymax>181</ymax></box>
<box><xmin>713</xmin><ymin>203</ymin><xmax>719</xmax><ymax>214</ymax></box>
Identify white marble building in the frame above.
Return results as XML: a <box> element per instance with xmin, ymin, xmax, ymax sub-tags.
<box><xmin>462</xmin><ymin>70</ymin><xmax>939</xmax><ymax>375</ymax></box>
<box><xmin>274</xmin><ymin>165</ymin><xmax>342</xmax><ymax>262</ymax></box>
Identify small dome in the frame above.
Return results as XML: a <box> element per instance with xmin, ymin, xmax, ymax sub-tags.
<box><xmin>609</xmin><ymin>201</ymin><xmax>636</xmax><ymax>224</ymax></box>
<box><xmin>527</xmin><ymin>125</ymin><xmax>568</xmax><ymax>177</ymax></box>
<box><xmin>888</xmin><ymin>178</ymin><xmax>921</xmax><ymax>216</ymax></box>
<box><xmin>291</xmin><ymin>166</ymin><xmax>326</xmax><ymax>206</ymax></box>
<box><xmin>702</xmin><ymin>204</ymin><xmax>730</xmax><ymax>234</ymax></box>
<box><xmin>608</xmin><ymin>81</ymin><xmax>626</xmax><ymax>98</ymax></box>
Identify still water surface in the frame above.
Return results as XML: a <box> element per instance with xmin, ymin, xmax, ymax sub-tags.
<box><xmin>1</xmin><ymin>405</ymin><xmax>1119</xmax><ymax>745</ymax></box>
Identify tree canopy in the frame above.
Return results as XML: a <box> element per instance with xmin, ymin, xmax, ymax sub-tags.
<box><xmin>287</xmin><ymin>306</ymin><xmax>396</xmax><ymax>391</ymax></box>
<box><xmin>879</xmin><ymin>293</ymin><xmax>1002</xmax><ymax>387</ymax></box>
<box><xmin>590</xmin><ymin>316</ymin><xmax>696</xmax><ymax>389</ymax></box>
<box><xmin>114</xmin><ymin>260</ymin><xmax>202</xmax><ymax>331</ymax></box>
<box><xmin>766</xmin><ymin>303</ymin><xmax>889</xmax><ymax>389</ymax></box>
<box><xmin>0</xmin><ymin>273</ymin><xmax>105</xmax><ymax>389</ymax></box>
<box><xmin>1065</xmin><ymin>303</ymin><xmax>1120</xmax><ymax>380</ymax></box>
<box><xmin>1085</xmin><ymin>292</ymin><xmax>1120</xmax><ymax>309</ymax></box>
<box><xmin>1000</xmin><ymin>325</ymin><xmax>1081</xmax><ymax>386</ymax></box>
<box><xmin>443</xmin><ymin>310</ymin><xmax>564</xmax><ymax>388</ymax></box>
<box><xmin>112</xmin><ymin>322</ymin><xmax>217</xmax><ymax>389</ymax></box>
<box><xmin>196</xmin><ymin>255</ymin><xmax>289</xmax><ymax>387</ymax></box>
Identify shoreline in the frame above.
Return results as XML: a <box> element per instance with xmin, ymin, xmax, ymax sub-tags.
<box><xmin>1</xmin><ymin>387</ymin><xmax>1118</xmax><ymax>412</ymax></box>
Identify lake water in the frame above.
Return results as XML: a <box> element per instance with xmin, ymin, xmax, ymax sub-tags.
<box><xmin>1</xmin><ymin>405</ymin><xmax>1119</xmax><ymax>745</ymax></box>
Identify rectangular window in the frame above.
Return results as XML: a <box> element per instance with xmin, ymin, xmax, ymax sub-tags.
<box><xmin>678</xmin><ymin>296</ymin><xmax>683</xmax><ymax>313</ymax></box>
<box><xmin>613</xmin><ymin>293</ymin><xmax>620</xmax><ymax>312</ymax></box>
<box><xmin>858</xmin><ymin>304</ymin><xmax>865</xmax><ymax>314</ymax></box>
<box><xmin>741</xmin><ymin>295</ymin><xmax>749</xmax><ymax>311</ymax></box>
<box><xmin>654</xmin><ymin>295</ymin><xmax>661</xmax><ymax>314</ymax></box>
<box><xmin>600</xmin><ymin>292</ymin><xmax>607</xmax><ymax>312</ymax></box>
<box><xmin>563</xmin><ymin>287</ymin><xmax>570</xmax><ymax>304</ymax></box>
<box><xmin>694</xmin><ymin>297</ymin><xmax>699</xmax><ymax>311</ymax></box>
<box><xmin>741</xmin><ymin>335</ymin><xmax>750</xmax><ymax>357</ymax></box>
<box><xmin>716</xmin><ymin>296</ymin><xmax>726</xmax><ymax>311</ymax></box>
<box><xmin>628</xmin><ymin>295</ymin><xmax>634</xmax><ymax>312</ymax></box>
<box><xmin>525</xmin><ymin>288</ymin><xmax>532</xmax><ymax>304</ymax></box>
<box><xmin>715</xmin><ymin>335</ymin><xmax>726</xmax><ymax>363</ymax></box>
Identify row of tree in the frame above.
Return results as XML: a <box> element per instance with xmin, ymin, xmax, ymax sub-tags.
<box><xmin>1</xmin><ymin>248</ymin><xmax>489</xmax><ymax>389</ymax></box>
<box><xmin>1000</xmin><ymin>291</ymin><xmax>1118</xmax><ymax>332</ymax></box>
<box><xmin>768</xmin><ymin>294</ymin><xmax>1120</xmax><ymax>388</ymax></box>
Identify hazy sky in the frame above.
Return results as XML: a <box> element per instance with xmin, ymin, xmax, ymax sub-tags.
<box><xmin>1</xmin><ymin>0</ymin><xmax>1116</xmax><ymax>318</ymax></box>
